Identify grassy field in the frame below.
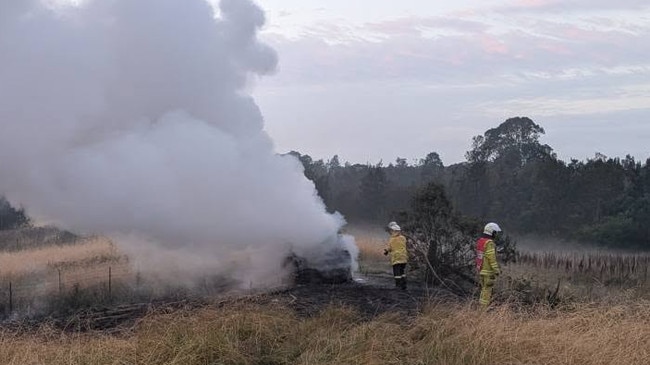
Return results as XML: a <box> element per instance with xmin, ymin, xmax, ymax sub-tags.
<box><xmin>0</xmin><ymin>227</ymin><xmax>649</xmax><ymax>364</ymax></box>
<box><xmin>1</xmin><ymin>301</ymin><xmax>648</xmax><ymax>365</ymax></box>
<box><xmin>0</xmin><ymin>236</ymin><xmax>125</xmax><ymax>277</ymax></box>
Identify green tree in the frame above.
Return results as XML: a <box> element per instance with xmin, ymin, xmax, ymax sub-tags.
<box><xmin>327</xmin><ymin>155</ymin><xmax>341</xmax><ymax>171</ymax></box>
<box><xmin>459</xmin><ymin>117</ymin><xmax>557</xmax><ymax>230</ymax></box>
<box><xmin>398</xmin><ymin>182</ymin><xmax>516</xmax><ymax>292</ymax></box>
<box><xmin>395</xmin><ymin>157</ymin><xmax>408</xmax><ymax>168</ymax></box>
<box><xmin>466</xmin><ymin>117</ymin><xmax>554</xmax><ymax>165</ymax></box>
<box><xmin>419</xmin><ymin>151</ymin><xmax>444</xmax><ymax>182</ymax></box>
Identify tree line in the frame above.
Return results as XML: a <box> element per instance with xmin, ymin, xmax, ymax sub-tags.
<box><xmin>290</xmin><ymin>117</ymin><xmax>650</xmax><ymax>249</ymax></box>
<box><xmin>1</xmin><ymin>116</ymin><xmax>648</xmax><ymax>249</ymax></box>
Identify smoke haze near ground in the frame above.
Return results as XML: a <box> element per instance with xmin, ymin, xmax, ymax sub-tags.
<box><xmin>0</xmin><ymin>0</ymin><xmax>355</xmax><ymax>288</ymax></box>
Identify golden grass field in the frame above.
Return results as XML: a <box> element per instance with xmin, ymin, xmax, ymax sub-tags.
<box><xmin>0</xmin><ymin>228</ymin><xmax>648</xmax><ymax>365</ymax></box>
<box><xmin>0</xmin><ymin>237</ymin><xmax>125</xmax><ymax>278</ymax></box>
<box><xmin>1</xmin><ymin>300</ymin><xmax>648</xmax><ymax>365</ymax></box>
<box><xmin>0</xmin><ymin>234</ymin><xmax>131</xmax><ymax>314</ymax></box>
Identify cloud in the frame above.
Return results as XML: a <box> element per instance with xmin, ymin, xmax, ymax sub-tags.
<box><xmin>254</xmin><ymin>0</ymin><xmax>650</xmax><ymax>164</ymax></box>
<box><xmin>262</xmin><ymin>4</ymin><xmax>650</xmax><ymax>87</ymax></box>
<box><xmin>498</xmin><ymin>0</ymin><xmax>650</xmax><ymax>12</ymax></box>
<box><xmin>363</xmin><ymin>16</ymin><xmax>490</xmax><ymax>37</ymax></box>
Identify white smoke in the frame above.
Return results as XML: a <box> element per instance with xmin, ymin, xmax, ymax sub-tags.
<box><xmin>0</xmin><ymin>0</ymin><xmax>356</xmax><ymax>288</ymax></box>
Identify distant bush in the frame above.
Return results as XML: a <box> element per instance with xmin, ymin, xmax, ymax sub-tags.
<box><xmin>575</xmin><ymin>215</ymin><xmax>644</xmax><ymax>248</ymax></box>
<box><xmin>0</xmin><ymin>197</ymin><xmax>30</xmax><ymax>231</ymax></box>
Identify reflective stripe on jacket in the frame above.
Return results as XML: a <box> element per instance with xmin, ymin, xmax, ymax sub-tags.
<box><xmin>386</xmin><ymin>233</ymin><xmax>408</xmax><ymax>265</ymax></box>
<box><xmin>476</xmin><ymin>237</ymin><xmax>500</xmax><ymax>276</ymax></box>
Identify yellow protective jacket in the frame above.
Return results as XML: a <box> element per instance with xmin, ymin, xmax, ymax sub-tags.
<box><xmin>386</xmin><ymin>233</ymin><xmax>408</xmax><ymax>265</ymax></box>
<box><xmin>477</xmin><ymin>238</ymin><xmax>500</xmax><ymax>276</ymax></box>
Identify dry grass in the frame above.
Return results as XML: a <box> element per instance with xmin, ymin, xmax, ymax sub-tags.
<box><xmin>355</xmin><ymin>235</ymin><xmax>391</xmax><ymax>276</ymax></box>
<box><xmin>501</xmin><ymin>250</ymin><xmax>650</xmax><ymax>304</ymax></box>
<box><xmin>347</xmin><ymin>225</ymin><xmax>387</xmax><ymax>261</ymax></box>
<box><xmin>0</xmin><ymin>237</ymin><xmax>123</xmax><ymax>278</ymax></box>
<box><xmin>516</xmin><ymin>251</ymin><xmax>650</xmax><ymax>284</ymax></box>
<box><xmin>0</xmin><ymin>236</ymin><xmax>132</xmax><ymax>313</ymax></box>
<box><xmin>0</xmin><ymin>229</ymin><xmax>648</xmax><ymax>364</ymax></box>
<box><xmin>0</xmin><ymin>300</ymin><xmax>648</xmax><ymax>365</ymax></box>
<box><xmin>355</xmin><ymin>235</ymin><xmax>386</xmax><ymax>262</ymax></box>
<box><xmin>0</xmin><ymin>236</ymin><xmax>131</xmax><ymax>295</ymax></box>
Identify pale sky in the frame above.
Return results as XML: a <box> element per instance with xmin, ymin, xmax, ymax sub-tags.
<box><xmin>248</xmin><ymin>0</ymin><xmax>650</xmax><ymax>165</ymax></box>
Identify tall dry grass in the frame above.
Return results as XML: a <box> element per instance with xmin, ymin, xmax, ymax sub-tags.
<box><xmin>0</xmin><ymin>237</ymin><xmax>124</xmax><ymax>278</ymax></box>
<box><xmin>355</xmin><ymin>235</ymin><xmax>386</xmax><ymax>262</ymax></box>
<box><xmin>355</xmin><ymin>235</ymin><xmax>391</xmax><ymax>276</ymax></box>
<box><xmin>0</xmin><ymin>300</ymin><xmax>648</xmax><ymax>365</ymax></box>
<box><xmin>0</xmin><ymin>236</ymin><xmax>132</xmax><ymax>314</ymax></box>
<box><xmin>517</xmin><ymin>251</ymin><xmax>650</xmax><ymax>283</ymax></box>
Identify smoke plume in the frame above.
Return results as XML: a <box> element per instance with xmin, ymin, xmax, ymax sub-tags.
<box><xmin>0</xmin><ymin>0</ymin><xmax>356</xmax><ymax>288</ymax></box>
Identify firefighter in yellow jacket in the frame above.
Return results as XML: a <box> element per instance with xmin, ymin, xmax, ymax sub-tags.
<box><xmin>384</xmin><ymin>221</ymin><xmax>408</xmax><ymax>290</ymax></box>
<box><xmin>475</xmin><ymin>222</ymin><xmax>502</xmax><ymax>307</ymax></box>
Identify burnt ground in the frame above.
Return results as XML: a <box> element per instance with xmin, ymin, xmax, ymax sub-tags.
<box><xmin>3</xmin><ymin>274</ymin><xmax>461</xmax><ymax>333</ymax></box>
<box><xmin>241</xmin><ymin>277</ymin><xmax>459</xmax><ymax>319</ymax></box>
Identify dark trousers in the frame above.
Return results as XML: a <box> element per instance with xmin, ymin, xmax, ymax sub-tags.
<box><xmin>392</xmin><ymin>263</ymin><xmax>407</xmax><ymax>289</ymax></box>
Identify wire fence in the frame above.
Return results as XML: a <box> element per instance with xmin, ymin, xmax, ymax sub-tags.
<box><xmin>0</xmin><ymin>265</ymin><xmax>295</xmax><ymax>319</ymax></box>
<box><xmin>0</xmin><ymin>265</ymin><xmax>138</xmax><ymax>318</ymax></box>
<box><xmin>0</xmin><ymin>230</ymin><xmax>300</xmax><ymax>319</ymax></box>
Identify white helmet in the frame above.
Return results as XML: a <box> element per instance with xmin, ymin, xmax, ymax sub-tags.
<box><xmin>387</xmin><ymin>221</ymin><xmax>401</xmax><ymax>231</ymax></box>
<box><xmin>483</xmin><ymin>222</ymin><xmax>501</xmax><ymax>236</ymax></box>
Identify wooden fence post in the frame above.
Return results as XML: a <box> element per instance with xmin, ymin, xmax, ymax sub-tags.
<box><xmin>108</xmin><ymin>266</ymin><xmax>112</xmax><ymax>297</ymax></box>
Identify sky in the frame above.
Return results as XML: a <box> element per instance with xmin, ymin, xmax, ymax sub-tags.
<box><xmin>243</xmin><ymin>0</ymin><xmax>650</xmax><ymax>165</ymax></box>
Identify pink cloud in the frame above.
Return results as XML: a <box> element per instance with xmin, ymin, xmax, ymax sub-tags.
<box><xmin>480</xmin><ymin>34</ymin><xmax>509</xmax><ymax>55</ymax></box>
<box><xmin>498</xmin><ymin>0</ymin><xmax>649</xmax><ymax>12</ymax></box>
<box><xmin>364</xmin><ymin>18</ymin><xmax>423</xmax><ymax>36</ymax></box>
<box><xmin>263</xmin><ymin>1</ymin><xmax>649</xmax><ymax>87</ymax></box>
<box><xmin>538</xmin><ymin>42</ymin><xmax>572</xmax><ymax>56</ymax></box>
<box><xmin>514</xmin><ymin>0</ymin><xmax>560</xmax><ymax>8</ymax></box>
<box><xmin>364</xmin><ymin>16</ymin><xmax>489</xmax><ymax>37</ymax></box>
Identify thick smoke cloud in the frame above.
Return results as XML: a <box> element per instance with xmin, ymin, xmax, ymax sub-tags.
<box><xmin>0</xmin><ymin>0</ymin><xmax>355</xmax><ymax>287</ymax></box>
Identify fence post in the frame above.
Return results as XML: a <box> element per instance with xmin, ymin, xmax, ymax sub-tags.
<box><xmin>9</xmin><ymin>282</ymin><xmax>12</xmax><ymax>313</ymax></box>
<box><xmin>58</xmin><ymin>269</ymin><xmax>62</xmax><ymax>294</ymax></box>
<box><xmin>108</xmin><ymin>266</ymin><xmax>112</xmax><ymax>297</ymax></box>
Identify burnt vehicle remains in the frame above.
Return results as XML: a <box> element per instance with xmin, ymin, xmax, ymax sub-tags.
<box><xmin>284</xmin><ymin>235</ymin><xmax>355</xmax><ymax>285</ymax></box>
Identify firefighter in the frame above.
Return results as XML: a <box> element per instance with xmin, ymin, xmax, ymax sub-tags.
<box><xmin>384</xmin><ymin>221</ymin><xmax>408</xmax><ymax>290</ymax></box>
<box><xmin>476</xmin><ymin>222</ymin><xmax>502</xmax><ymax>307</ymax></box>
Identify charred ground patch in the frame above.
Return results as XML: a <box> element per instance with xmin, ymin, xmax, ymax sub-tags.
<box><xmin>2</xmin><ymin>275</ymin><xmax>457</xmax><ymax>333</ymax></box>
<box><xmin>245</xmin><ymin>281</ymin><xmax>455</xmax><ymax>318</ymax></box>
